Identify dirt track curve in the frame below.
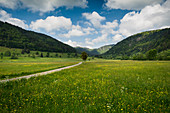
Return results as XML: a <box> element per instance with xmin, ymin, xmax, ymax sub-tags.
<box><xmin>0</xmin><ymin>62</ymin><xmax>82</xmax><ymax>83</ymax></box>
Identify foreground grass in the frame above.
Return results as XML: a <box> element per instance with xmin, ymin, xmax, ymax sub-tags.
<box><xmin>0</xmin><ymin>60</ymin><xmax>169</xmax><ymax>112</ymax></box>
<box><xmin>0</xmin><ymin>57</ymin><xmax>81</xmax><ymax>79</ymax></box>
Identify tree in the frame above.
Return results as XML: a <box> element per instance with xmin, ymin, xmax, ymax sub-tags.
<box><xmin>0</xmin><ymin>53</ymin><xmax>3</xmax><ymax>59</ymax></box>
<box><xmin>133</xmin><ymin>53</ymin><xmax>146</xmax><ymax>60</ymax></box>
<box><xmin>40</xmin><ymin>53</ymin><xmax>43</xmax><ymax>57</ymax></box>
<box><xmin>121</xmin><ymin>55</ymin><xmax>129</xmax><ymax>60</ymax></box>
<box><xmin>32</xmin><ymin>53</ymin><xmax>35</xmax><ymax>58</ymax></box>
<box><xmin>46</xmin><ymin>52</ymin><xmax>50</xmax><ymax>57</ymax></box>
<box><xmin>21</xmin><ymin>49</ymin><xmax>25</xmax><ymax>54</ymax></box>
<box><xmin>4</xmin><ymin>50</ymin><xmax>11</xmax><ymax>56</ymax></box>
<box><xmin>36</xmin><ymin>51</ymin><xmax>39</xmax><ymax>55</ymax></box>
<box><xmin>25</xmin><ymin>49</ymin><xmax>30</xmax><ymax>54</ymax></box>
<box><xmin>81</xmin><ymin>52</ymin><xmax>88</xmax><ymax>61</ymax></box>
<box><xmin>74</xmin><ymin>53</ymin><xmax>78</xmax><ymax>58</ymax></box>
<box><xmin>21</xmin><ymin>49</ymin><xmax>30</xmax><ymax>54</ymax></box>
<box><xmin>56</xmin><ymin>53</ymin><xmax>58</xmax><ymax>57</ymax></box>
<box><xmin>11</xmin><ymin>52</ymin><xmax>18</xmax><ymax>59</ymax></box>
<box><xmin>146</xmin><ymin>49</ymin><xmax>157</xmax><ymax>60</ymax></box>
<box><xmin>67</xmin><ymin>53</ymin><xmax>70</xmax><ymax>58</ymax></box>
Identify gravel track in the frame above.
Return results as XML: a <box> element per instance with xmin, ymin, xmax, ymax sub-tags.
<box><xmin>0</xmin><ymin>62</ymin><xmax>82</xmax><ymax>83</ymax></box>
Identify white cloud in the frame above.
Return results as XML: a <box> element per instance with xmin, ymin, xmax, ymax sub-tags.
<box><xmin>85</xmin><ymin>38</ymin><xmax>94</xmax><ymax>45</ymax></box>
<box><xmin>62</xmin><ymin>29</ymin><xmax>85</xmax><ymax>38</ymax></box>
<box><xmin>0</xmin><ymin>10</ymin><xmax>28</xmax><ymax>29</ymax></box>
<box><xmin>85</xmin><ymin>34</ymin><xmax>108</xmax><ymax>45</ymax></box>
<box><xmin>60</xmin><ymin>25</ymin><xmax>96</xmax><ymax>38</ymax></box>
<box><xmin>119</xmin><ymin>0</ymin><xmax>170</xmax><ymax>37</ymax></box>
<box><xmin>64</xmin><ymin>40</ymin><xmax>81</xmax><ymax>47</ymax></box>
<box><xmin>92</xmin><ymin>34</ymin><xmax>108</xmax><ymax>43</ymax></box>
<box><xmin>82</xmin><ymin>11</ymin><xmax>106</xmax><ymax>28</ymax></box>
<box><xmin>101</xmin><ymin>20</ymin><xmax>118</xmax><ymax>35</ymax></box>
<box><xmin>112</xmin><ymin>34</ymin><xmax>124</xmax><ymax>44</ymax></box>
<box><xmin>83</xmin><ymin>27</ymin><xmax>96</xmax><ymax>35</ymax></box>
<box><xmin>0</xmin><ymin>0</ymin><xmax>18</xmax><ymax>9</ymax></box>
<box><xmin>30</xmin><ymin>16</ymin><xmax>72</xmax><ymax>32</ymax></box>
<box><xmin>105</xmin><ymin>0</ymin><xmax>164</xmax><ymax>10</ymax></box>
<box><xmin>0</xmin><ymin>0</ymin><xmax>88</xmax><ymax>13</ymax></box>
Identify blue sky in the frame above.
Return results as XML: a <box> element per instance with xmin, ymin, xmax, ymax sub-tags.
<box><xmin>0</xmin><ymin>0</ymin><xmax>170</xmax><ymax>48</ymax></box>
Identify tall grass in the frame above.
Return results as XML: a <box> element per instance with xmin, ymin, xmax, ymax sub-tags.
<box><xmin>0</xmin><ymin>60</ymin><xmax>169</xmax><ymax>112</ymax></box>
<box><xmin>0</xmin><ymin>57</ymin><xmax>81</xmax><ymax>79</ymax></box>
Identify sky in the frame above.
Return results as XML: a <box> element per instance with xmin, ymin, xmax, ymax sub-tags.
<box><xmin>0</xmin><ymin>0</ymin><xmax>170</xmax><ymax>49</ymax></box>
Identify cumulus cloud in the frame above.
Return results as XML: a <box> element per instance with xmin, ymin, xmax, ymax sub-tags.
<box><xmin>30</xmin><ymin>16</ymin><xmax>72</xmax><ymax>32</ymax></box>
<box><xmin>0</xmin><ymin>10</ymin><xmax>28</xmax><ymax>29</ymax></box>
<box><xmin>0</xmin><ymin>0</ymin><xmax>88</xmax><ymax>13</ymax></box>
<box><xmin>105</xmin><ymin>0</ymin><xmax>164</xmax><ymax>10</ymax></box>
<box><xmin>82</xmin><ymin>11</ymin><xmax>106</xmax><ymax>28</ymax></box>
<box><xmin>119</xmin><ymin>0</ymin><xmax>170</xmax><ymax>37</ymax></box>
<box><xmin>85</xmin><ymin>34</ymin><xmax>108</xmax><ymax>45</ymax></box>
<box><xmin>112</xmin><ymin>34</ymin><xmax>124</xmax><ymax>44</ymax></box>
<box><xmin>64</xmin><ymin>40</ymin><xmax>81</xmax><ymax>47</ymax></box>
<box><xmin>101</xmin><ymin>20</ymin><xmax>118</xmax><ymax>35</ymax></box>
<box><xmin>60</xmin><ymin>25</ymin><xmax>96</xmax><ymax>38</ymax></box>
<box><xmin>82</xmin><ymin>12</ymin><xmax>120</xmax><ymax>45</ymax></box>
<box><xmin>0</xmin><ymin>0</ymin><xmax>19</xmax><ymax>9</ymax></box>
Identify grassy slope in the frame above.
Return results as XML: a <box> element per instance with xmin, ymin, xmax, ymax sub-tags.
<box><xmin>0</xmin><ymin>57</ymin><xmax>81</xmax><ymax>79</ymax></box>
<box><xmin>0</xmin><ymin>60</ymin><xmax>169</xmax><ymax>112</ymax></box>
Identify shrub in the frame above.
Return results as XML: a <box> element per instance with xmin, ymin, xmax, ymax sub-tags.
<box><xmin>11</xmin><ymin>53</ymin><xmax>18</xmax><ymax>59</ymax></box>
<box><xmin>5</xmin><ymin>50</ymin><xmax>11</xmax><ymax>56</ymax></box>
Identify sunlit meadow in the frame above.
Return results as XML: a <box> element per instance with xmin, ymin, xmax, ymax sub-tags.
<box><xmin>0</xmin><ymin>60</ymin><xmax>169</xmax><ymax>112</ymax></box>
<box><xmin>0</xmin><ymin>57</ymin><xmax>80</xmax><ymax>79</ymax></box>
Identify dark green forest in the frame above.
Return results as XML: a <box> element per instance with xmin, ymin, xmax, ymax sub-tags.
<box><xmin>102</xmin><ymin>28</ymin><xmax>170</xmax><ymax>59</ymax></box>
<box><xmin>0</xmin><ymin>21</ymin><xmax>76</xmax><ymax>53</ymax></box>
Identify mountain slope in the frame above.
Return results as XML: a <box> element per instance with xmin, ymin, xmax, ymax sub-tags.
<box><xmin>75</xmin><ymin>44</ymin><xmax>114</xmax><ymax>56</ymax></box>
<box><xmin>103</xmin><ymin>28</ymin><xmax>170</xmax><ymax>58</ymax></box>
<box><xmin>0</xmin><ymin>21</ymin><xmax>76</xmax><ymax>53</ymax></box>
<box><xmin>97</xmin><ymin>44</ymin><xmax>114</xmax><ymax>54</ymax></box>
<box><xmin>75</xmin><ymin>47</ymin><xmax>99</xmax><ymax>56</ymax></box>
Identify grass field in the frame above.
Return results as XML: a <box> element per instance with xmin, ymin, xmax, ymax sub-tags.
<box><xmin>0</xmin><ymin>57</ymin><xmax>81</xmax><ymax>79</ymax></box>
<box><xmin>0</xmin><ymin>60</ymin><xmax>169</xmax><ymax>112</ymax></box>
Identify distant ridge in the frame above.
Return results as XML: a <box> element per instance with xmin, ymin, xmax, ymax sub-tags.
<box><xmin>0</xmin><ymin>21</ymin><xmax>76</xmax><ymax>53</ymax></box>
<box><xmin>75</xmin><ymin>44</ymin><xmax>114</xmax><ymax>56</ymax></box>
<box><xmin>102</xmin><ymin>28</ymin><xmax>170</xmax><ymax>58</ymax></box>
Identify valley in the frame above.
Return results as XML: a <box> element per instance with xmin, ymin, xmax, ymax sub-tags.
<box><xmin>0</xmin><ymin>13</ymin><xmax>169</xmax><ymax>113</ymax></box>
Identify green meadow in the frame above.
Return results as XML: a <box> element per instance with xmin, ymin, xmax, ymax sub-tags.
<box><xmin>0</xmin><ymin>60</ymin><xmax>169</xmax><ymax>112</ymax></box>
<box><xmin>0</xmin><ymin>57</ymin><xmax>81</xmax><ymax>79</ymax></box>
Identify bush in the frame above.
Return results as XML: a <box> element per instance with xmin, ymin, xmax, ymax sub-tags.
<box><xmin>1</xmin><ymin>53</ymin><xmax>3</xmax><ymax>59</ymax></box>
<box><xmin>11</xmin><ymin>53</ymin><xmax>18</xmax><ymax>59</ymax></box>
<box><xmin>133</xmin><ymin>53</ymin><xmax>146</xmax><ymax>60</ymax></box>
<box><xmin>46</xmin><ymin>52</ymin><xmax>50</xmax><ymax>57</ymax></box>
<box><xmin>40</xmin><ymin>53</ymin><xmax>43</xmax><ymax>57</ymax></box>
<box><xmin>121</xmin><ymin>55</ymin><xmax>129</xmax><ymax>60</ymax></box>
<box><xmin>146</xmin><ymin>49</ymin><xmax>157</xmax><ymax>60</ymax></box>
<box><xmin>157</xmin><ymin>50</ymin><xmax>170</xmax><ymax>60</ymax></box>
<box><xmin>32</xmin><ymin>54</ymin><xmax>35</xmax><ymax>58</ymax></box>
<box><xmin>5</xmin><ymin>50</ymin><xmax>11</xmax><ymax>56</ymax></box>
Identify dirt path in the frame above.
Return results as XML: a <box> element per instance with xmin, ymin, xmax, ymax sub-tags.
<box><xmin>0</xmin><ymin>62</ymin><xmax>82</xmax><ymax>83</ymax></box>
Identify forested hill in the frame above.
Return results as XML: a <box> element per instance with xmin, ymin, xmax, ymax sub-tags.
<box><xmin>75</xmin><ymin>44</ymin><xmax>114</xmax><ymax>56</ymax></box>
<box><xmin>103</xmin><ymin>28</ymin><xmax>170</xmax><ymax>58</ymax></box>
<box><xmin>0</xmin><ymin>21</ymin><xmax>76</xmax><ymax>53</ymax></box>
